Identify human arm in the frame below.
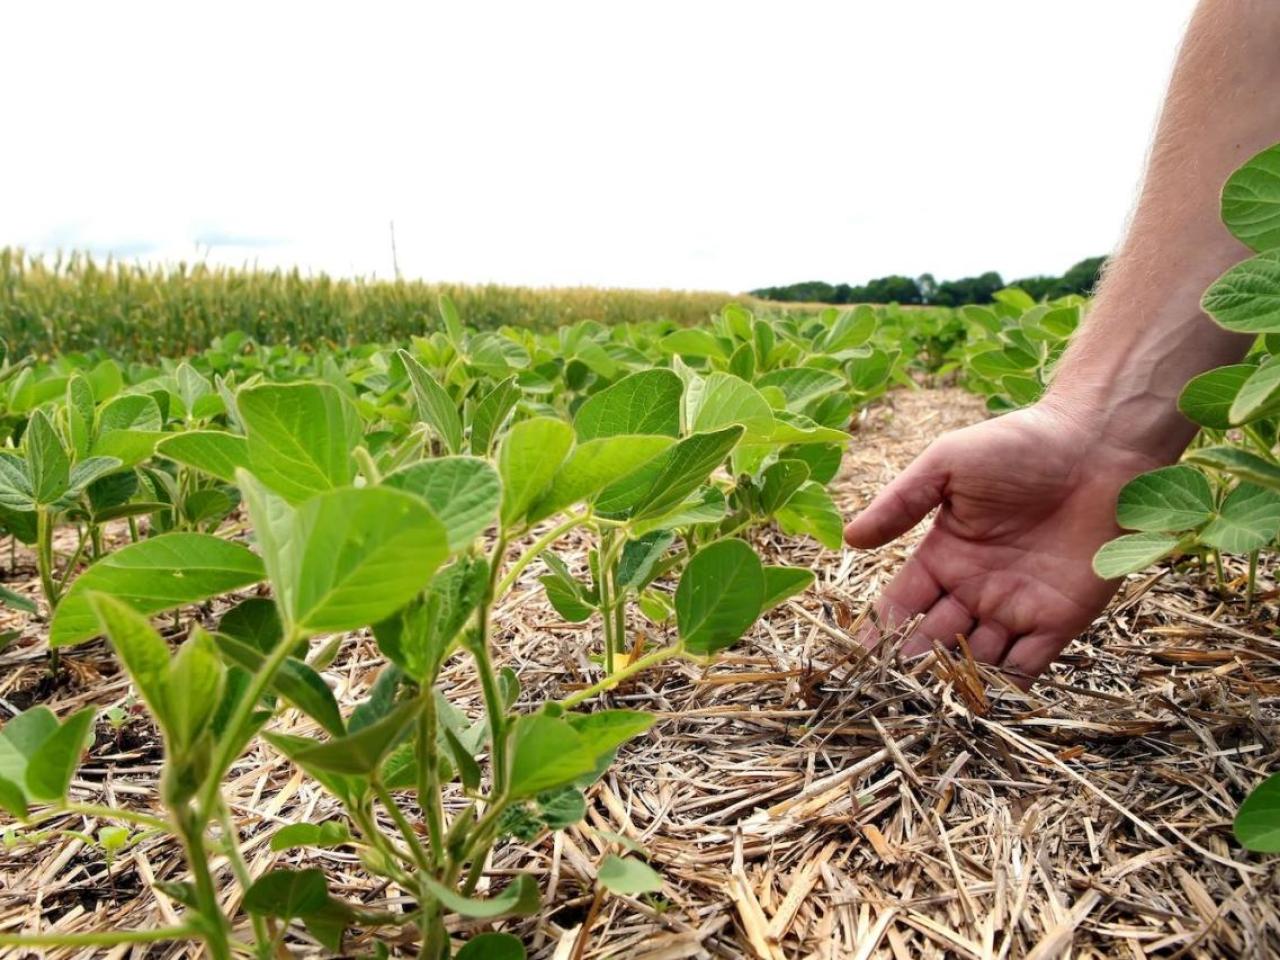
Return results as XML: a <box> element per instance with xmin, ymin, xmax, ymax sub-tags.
<box><xmin>843</xmin><ymin>0</ymin><xmax>1280</xmax><ymax>686</ymax></box>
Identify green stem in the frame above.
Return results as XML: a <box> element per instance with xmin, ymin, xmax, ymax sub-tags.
<box><xmin>28</xmin><ymin>801</ymin><xmax>171</xmax><ymax>833</ymax></box>
<box><xmin>561</xmin><ymin>645</ymin><xmax>689</xmax><ymax>710</ymax></box>
<box><xmin>36</xmin><ymin>507</ymin><xmax>58</xmax><ymax>610</ymax></box>
<box><xmin>495</xmin><ymin>512</ymin><xmax>588</xmax><ymax>597</ymax></box>
<box><xmin>417</xmin><ymin>695</ymin><xmax>445</xmax><ymax>867</ymax></box>
<box><xmin>1213</xmin><ymin>550</ymin><xmax>1227</xmax><ymax>595</ymax></box>
<box><xmin>215</xmin><ymin>800</ymin><xmax>271</xmax><ymax>953</ymax></box>
<box><xmin>372</xmin><ymin>777</ymin><xmax>431</xmax><ymax>871</ymax></box>
<box><xmin>177</xmin><ymin>813</ymin><xmax>233</xmax><ymax>960</ymax></box>
<box><xmin>452</xmin><ymin>797</ymin><xmax>509</xmax><ymax>892</ymax></box>
<box><xmin>0</xmin><ymin>927</ymin><xmax>194</xmax><ymax>948</ymax></box>
<box><xmin>197</xmin><ymin>625</ymin><xmax>303</xmax><ymax>820</ymax></box>
<box><xmin>55</xmin><ymin>524</ymin><xmax>89</xmax><ymax>592</ymax></box>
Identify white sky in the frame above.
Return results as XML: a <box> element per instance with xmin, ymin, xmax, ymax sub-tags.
<box><xmin>2</xmin><ymin>1</ymin><xmax>1198</xmax><ymax>292</ymax></box>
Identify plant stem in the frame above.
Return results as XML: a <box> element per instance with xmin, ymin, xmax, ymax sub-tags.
<box><xmin>215</xmin><ymin>799</ymin><xmax>272</xmax><ymax>953</ymax></box>
<box><xmin>30</xmin><ymin>801</ymin><xmax>171</xmax><ymax>833</ymax></box>
<box><xmin>197</xmin><ymin>625</ymin><xmax>303</xmax><ymax>821</ymax></box>
<box><xmin>494</xmin><ymin>512</ymin><xmax>588</xmax><ymax>597</ymax></box>
<box><xmin>36</xmin><ymin>507</ymin><xmax>58</xmax><ymax>610</ymax></box>
<box><xmin>0</xmin><ymin>927</ymin><xmax>193</xmax><ymax>948</ymax></box>
<box><xmin>560</xmin><ymin>645</ymin><xmax>689</xmax><ymax>710</ymax></box>
<box><xmin>177</xmin><ymin>812</ymin><xmax>233</xmax><ymax>960</ymax></box>
<box><xmin>55</xmin><ymin>524</ymin><xmax>89</xmax><ymax>592</ymax></box>
<box><xmin>416</xmin><ymin>696</ymin><xmax>445</xmax><ymax>867</ymax></box>
<box><xmin>372</xmin><ymin>777</ymin><xmax>431</xmax><ymax>871</ymax></box>
<box><xmin>1213</xmin><ymin>550</ymin><xmax>1227</xmax><ymax>595</ymax></box>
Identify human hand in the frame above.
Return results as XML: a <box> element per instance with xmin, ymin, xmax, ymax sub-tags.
<box><xmin>843</xmin><ymin>402</ymin><xmax>1165</xmax><ymax>687</ymax></box>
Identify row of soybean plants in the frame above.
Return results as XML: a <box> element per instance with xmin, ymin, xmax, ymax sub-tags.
<box><xmin>0</xmin><ymin>303</ymin><xmax>891</xmax><ymax>958</ymax></box>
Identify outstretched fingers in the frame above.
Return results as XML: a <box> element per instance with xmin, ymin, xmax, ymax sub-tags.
<box><xmin>856</xmin><ymin>554</ymin><xmax>942</xmax><ymax>649</ymax></box>
<box><xmin>844</xmin><ymin>446</ymin><xmax>948</xmax><ymax>549</ymax></box>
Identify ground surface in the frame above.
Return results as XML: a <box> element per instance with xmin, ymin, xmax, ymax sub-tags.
<box><xmin>2</xmin><ymin>388</ymin><xmax>1279</xmax><ymax>959</ymax></box>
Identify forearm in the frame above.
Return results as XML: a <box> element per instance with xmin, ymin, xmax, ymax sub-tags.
<box><xmin>1046</xmin><ymin>0</ymin><xmax>1280</xmax><ymax>462</ymax></box>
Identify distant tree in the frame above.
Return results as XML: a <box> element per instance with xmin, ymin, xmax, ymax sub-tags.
<box><xmin>749</xmin><ymin>257</ymin><xmax>1107</xmax><ymax>307</ymax></box>
<box><xmin>1009</xmin><ymin>275</ymin><xmax>1057</xmax><ymax>300</ymax></box>
<box><xmin>1049</xmin><ymin>256</ymin><xmax>1107</xmax><ymax>297</ymax></box>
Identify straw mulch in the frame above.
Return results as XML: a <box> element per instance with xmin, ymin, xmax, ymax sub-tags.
<box><xmin>2</xmin><ymin>387</ymin><xmax>1279</xmax><ymax>959</ymax></box>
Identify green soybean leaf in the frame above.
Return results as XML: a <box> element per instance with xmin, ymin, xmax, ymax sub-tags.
<box><xmin>270</xmin><ymin>821</ymin><xmax>352</xmax><ymax>852</ymax></box>
<box><xmin>539</xmin><ymin>555</ymin><xmax>596</xmax><ymax>623</ymax></box>
<box><xmin>1200</xmin><ymin>483</ymin><xmax>1280</xmax><ymax>554</ymax></box>
<box><xmin>1222</xmin><ymin>144</ymin><xmax>1280</xmax><ymax>252</ymax></box>
<box><xmin>616</xmin><ymin>531</ymin><xmax>676</xmax><ymax>592</ymax></box>
<box><xmin>848</xmin><ymin>348</ymin><xmax>895</xmax><ymax>393</ymax></box>
<box><xmin>421</xmin><ymin>873</ymin><xmax>540</xmax><ymax>919</ymax></box>
<box><xmin>536</xmin><ymin>786</ymin><xmax>587</xmax><ymax>830</ymax></box>
<box><xmin>1115</xmin><ymin>465</ymin><xmax>1214</xmax><ymax>532</ymax></box>
<box><xmin>1178</xmin><ymin>364</ymin><xmax>1258</xmax><ymax>429</ymax></box>
<box><xmin>1092</xmin><ymin>532</ymin><xmax>1182</xmax><ymax>579</ymax></box>
<box><xmin>262</xmin><ymin>731</ymin><xmax>368</xmax><ymax>808</ymax></box>
<box><xmin>399</xmin><ymin>350</ymin><xmax>464</xmax><ymax>454</ymax></box>
<box><xmin>83</xmin><ymin>594</ymin><xmax>173</xmax><ymax>727</ymax></box>
<box><xmin>67</xmin><ymin>457</ymin><xmax>122</xmax><ymax>497</ymax></box>
<box><xmin>98</xmin><ymin>393</ymin><xmax>162</xmax><ymax>434</ymax></box>
<box><xmin>373</xmin><ymin>557</ymin><xmax>488</xmax><ymax>682</ymax></box>
<box><xmin>688</xmin><ymin>373</ymin><xmax>774</xmax><ymax>440</ymax></box>
<box><xmin>25</xmin><ymin>707</ymin><xmax>95</xmax><ymax>803</ymax></box>
<box><xmin>468</xmin><ymin>376</ymin><xmax>520</xmax><ymax>456</ymax></box>
<box><xmin>529</xmin><ymin>435</ymin><xmax>674</xmax><ymax>523</ymax></box>
<box><xmin>676</xmin><ymin>539</ymin><xmax>764</xmax><ymax>655</ymax></box>
<box><xmin>166</xmin><ymin>628</ymin><xmax>226</xmax><ymax>751</ymax></box>
<box><xmin>215</xmin><ymin>634</ymin><xmax>345</xmax><ymax>737</ymax></box>
<box><xmin>595</xmin><ymin>425</ymin><xmax>743</xmax><ymax>520</ymax></box>
<box><xmin>598</xmin><ymin>854</ymin><xmax>663</xmax><ymax>896</ymax></box>
<box><xmin>1186</xmin><ymin>445</ymin><xmax>1280</xmax><ymax>492</ymax></box>
<box><xmin>0</xmin><ymin>707</ymin><xmax>58</xmax><ymax>797</ymax></box>
<box><xmin>755</xmin><ymin>367</ymin><xmax>845</xmax><ymax>410</ymax></box>
<box><xmin>508</xmin><ymin>713</ymin><xmax>600</xmax><ymax>798</ymax></box>
<box><xmin>1229</xmin><ymin>355</ymin><xmax>1280</xmax><ymax>424</ymax></box>
<box><xmin>0</xmin><ymin>775</ymin><xmax>27</xmax><ymax>818</ymax></box>
<box><xmin>26</xmin><ymin>409</ymin><xmax>69</xmax><ymax>505</ymax></box>
<box><xmin>51</xmin><ymin>534</ymin><xmax>265</xmax><ymax>647</ymax></box>
<box><xmin>758</xmin><ymin>459</ymin><xmax>811</xmax><ymax>515</ymax></box>
<box><xmin>219</xmin><ymin>597</ymin><xmax>285</xmax><ymax>652</ymax></box>
<box><xmin>573</xmin><ymin>369</ymin><xmax>683</xmax><ymax>440</ymax></box>
<box><xmin>66</xmin><ymin>375</ymin><xmax>94</xmax><ymax>461</ymax></box>
<box><xmin>629</xmin><ymin>487</ymin><xmax>726</xmax><ymax>537</ymax></box>
<box><xmin>157</xmin><ymin>431</ymin><xmax>250</xmax><ymax>484</ymax></box>
<box><xmin>565</xmin><ymin>710</ymin><xmax>655</xmax><ymax>786</ymax></box>
<box><xmin>242</xmin><ymin>477</ymin><xmax>450</xmax><ymax>635</ymax></box>
<box><xmin>293</xmin><ymin>699</ymin><xmax>418</xmax><ymax>775</ymax></box>
<box><xmin>1202</xmin><ymin>250</ymin><xmax>1280</xmax><ymax>334</ymax></box>
<box><xmin>822</xmin><ymin>305</ymin><xmax>876</xmax><ymax>351</ymax></box>
<box><xmin>1235</xmin><ymin>771</ymin><xmax>1280</xmax><ymax>852</ymax></box>
<box><xmin>383</xmin><ymin>456</ymin><xmax>500</xmax><ymax>552</ymax></box>
<box><xmin>237</xmin><ymin>382</ymin><xmax>361</xmax><ymax>502</ymax></box>
<box><xmin>456</xmin><ymin>933</ymin><xmax>526</xmax><ymax>960</ymax></box>
<box><xmin>776</xmin><ymin>481</ymin><xmax>844</xmax><ymax>550</ymax></box>
<box><xmin>244</xmin><ymin>868</ymin><xmax>330</xmax><ymax>918</ymax></box>
<box><xmin>0</xmin><ymin>584</ymin><xmax>37</xmax><ymax>614</ymax></box>
<box><xmin>498</xmin><ymin>417</ymin><xmax>574</xmax><ymax>528</ymax></box>
<box><xmin>761</xmin><ymin>567</ymin><xmax>815</xmax><ymax>611</ymax></box>
<box><xmin>0</xmin><ymin>452</ymin><xmax>34</xmax><ymax>511</ymax></box>
<box><xmin>659</xmin><ymin>328</ymin><xmax>728</xmax><ymax>361</ymax></box>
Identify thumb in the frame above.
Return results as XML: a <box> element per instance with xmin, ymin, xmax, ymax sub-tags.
<box><xmin>844</xmin><ymin>445</ymin><xmax>948</xmax><ymax>548</ymax></box>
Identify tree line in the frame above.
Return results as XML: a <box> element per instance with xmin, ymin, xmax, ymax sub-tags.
<box><xmin>749</xmin><ymin>256</ymin><xmax>1107</xmax><ymax>307</ymax></box>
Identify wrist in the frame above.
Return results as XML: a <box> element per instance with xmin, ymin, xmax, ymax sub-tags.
<box><xmin>1039</xmin><ymin>372</ymin><xmax>1197</xmax><ymax>467</ymax></box>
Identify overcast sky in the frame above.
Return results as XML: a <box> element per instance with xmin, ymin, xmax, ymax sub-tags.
<box><xmin>3</xmin><ymin>1</ymin><xmax>1198</xmax><ymax>292</ymax></box>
